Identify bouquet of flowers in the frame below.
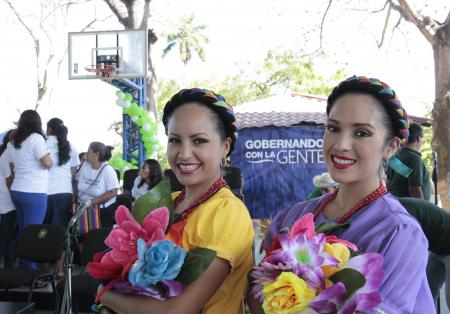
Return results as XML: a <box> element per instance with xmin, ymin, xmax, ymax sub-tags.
<box><xmin>87</xmin><ymin>180</ymin><xmax>216</xmax><ymax>306</ymax></box>
<box><xmin>251</xmin><ymin>213</ymin><xmax>384</xmax><ymax>314</ymax></box>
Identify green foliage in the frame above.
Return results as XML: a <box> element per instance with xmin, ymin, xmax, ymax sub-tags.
<box><xmin>329</xmin><ymin>268</ymin><xmax>366</xmax><ymax>299</ymax></box>
<box><xmin>162</xmin><ymin>14</ymin><xmax>209</xmax><ymax>65</ymax></box>
<box><xmin>155</xmin><ymin>79</ymin><xmax>181</xmax><ymax>121</ymax></box>
<box><xmin>251</xmin><ymin>50</ymin><xmax>345</xmax><ymax>98</ymax></box>
<box><xmin>176</xmin><ymin>247</ymin><xmax>217</xmax><ymax>286</ymax></box>
<box><xmin>421</xmin><ymin>124</ymin><xmax>433</xmax><ymax>174</ymax></box>
<box><xmin>206</xmin><ymin>50</ymin><xmax>344</xmax><ymax>106</ymax></box>
<box><xmin>132</xmin><ymin>179</ymin><xmax>174</xmax><ymax>224</ymax></box>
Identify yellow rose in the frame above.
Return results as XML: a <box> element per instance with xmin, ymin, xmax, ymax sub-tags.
<box><xmin>262</xmin><ymin>272</ymin><xmax>315</xmax><ymax>314</ymax></box>
<box><xmin>322</xmin><ymin>243</ymin><xmax>350</xmax><ymax>277</ymax></box>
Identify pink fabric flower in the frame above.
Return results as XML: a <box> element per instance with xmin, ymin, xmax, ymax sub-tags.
<box><xmin>290</xmin><ymin>213</ymin><xmax>315</xmax><ymax>239</ymax></box>
<box><xmin>87</xmin><ymin>205</ymin><xmax>170</xmax><ymax>302</ymax></box>
<box><xmin>104</xmin><ymin>205</ymin><xmax>169</xmax><ymax>264</ymax></box>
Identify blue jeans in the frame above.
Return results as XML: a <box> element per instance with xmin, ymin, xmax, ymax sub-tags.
<box><xmin>10</xmin><ymin>191</ymin><xmax>47</xmax><ymax>269</ymax></box>
<box><xmin>44</xmin><ymin>193</ymin><xmax>72</xmax><ymax>229</ymax></box>
<box><xmin>426</xmin><ymin>252</ymin><xmax>450</xmax><ymax>311</ymax></box>
<box><xmin>0</xmin><ymin>211</ymin><xmax>17</xmax><ymax>267</ymax></box>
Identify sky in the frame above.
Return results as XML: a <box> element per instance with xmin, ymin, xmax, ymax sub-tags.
<box><xmin>0</xmin><ymin>0</ymin><xmax>448</xmax><ymax>152</ymax></box>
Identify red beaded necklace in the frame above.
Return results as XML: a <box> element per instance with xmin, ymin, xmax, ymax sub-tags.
<box><xmin>313</xmin><ymin>183</ymin><xmax>387</xmax><ymax>224</ymax></box>
<box><xmin>173</xmin><ymin>176</ymin><xmax>228</xmax><ymax>222</ymax></box>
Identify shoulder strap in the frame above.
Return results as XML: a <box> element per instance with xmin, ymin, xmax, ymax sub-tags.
<box><xmin>79</xmin><ymin>164</ymin><xmax>108</xmax><ymax>199</ymax></box>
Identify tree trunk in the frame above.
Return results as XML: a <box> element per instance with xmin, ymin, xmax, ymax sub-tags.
<box><xmin>432</xmin><ymin>22</ymin><xmax>450</xmax><ymax>210</ymax></box>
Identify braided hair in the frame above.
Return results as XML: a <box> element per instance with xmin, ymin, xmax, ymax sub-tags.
<box><xmin>327</xmin><ymin>75</ymin><xmax>409</xmax><ymax>144</ymax></box>
<box><xmin>162</xmin><ymin>88</ymin><xmax>237</xmax><ymax>156</ymax></box>
<box><xmin>47</xmin><ymin>118</ymin><xmax>70</xmax><ymax>166</ymax></box>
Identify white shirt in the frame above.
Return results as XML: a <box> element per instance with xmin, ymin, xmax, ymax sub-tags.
<box><xmin>47</xmin><ymin>135</ymin><xmax>80</xmax><ymax>195</ymax></box>
<box><xmin>7</xmin><ymin>133</ymin><xmax>49</xmax><ymax>193</ymax></box>
<box><xmin>131</xmin><ymin>176</ymin><xmax>149</xmax><ymax>200</ymax></box>
<box><xmin>76</xmin><ymin>162</ymin><xmax>119</xmax><ymax>207</ymax></box>
<box><xmin>0</xmin><ymin>151</ymin><xmax>15</xmax><ymax>214</ymax></box>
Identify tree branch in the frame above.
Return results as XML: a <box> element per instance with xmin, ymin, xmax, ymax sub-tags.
<box><xmin>371</xmin><ymin>0</ymin><xmax>389</xmax><ymax>13</ymax></box>
<box><xmin>103</xmin><ymin>0</ymin><xmax>128</xmax><ymax>27</ymax></box>
<box><xmin>377</xmin><ymin>3</ymin><xmax>392</xmax><ymax>48</ymax></box>
<box><xmin>319</xmin><ymin>0</ymin><xmax>333</xmax><ymax>50</ymax></box>
<box><xmin>139</xmin><ymin>0</ymin><xmax>151</xmax><ymax>29</ymax></box>
<box><xmin>389</xmin><ymin>0</ymin><xmax>434</xmax><ymax>45</ymax></box>
<box><xmin>3</xmin><ymin>0</ymin><xmax>39</xmax><ymax>45</ymax></box>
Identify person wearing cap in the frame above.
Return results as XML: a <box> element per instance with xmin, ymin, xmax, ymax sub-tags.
<box><xmin>99</xmin><ymin>88</ymin><xmax>254</xmax><ymax>314</ymax></box>
<box><xmin>250</xmin><ymin>76</ymin><xmax>434</xmax><ymax>313</ymax></box>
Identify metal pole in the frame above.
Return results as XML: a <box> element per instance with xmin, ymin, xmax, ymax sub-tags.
<box><xmin>60</xmin><ymin>228</ymin><xmax>74</xmax><ymax>314</ymax></box>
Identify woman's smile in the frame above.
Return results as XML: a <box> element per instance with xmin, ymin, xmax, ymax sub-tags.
<box><xmin>331</xmin><ymin>155</ymin><xmax>356</xmax><ymax>170</ymax></box>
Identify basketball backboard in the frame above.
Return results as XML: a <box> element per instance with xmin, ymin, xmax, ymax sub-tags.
<box><xmin>68</xmin><ymin>29</ymin><xmax>147</xmax><ymax>80</ymax></box>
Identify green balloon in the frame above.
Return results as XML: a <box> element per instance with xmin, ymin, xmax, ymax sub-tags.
<box><xmin>128</xmin><ymin>103</ymin><xmax>139</xmax><ymax>116</ymax></box>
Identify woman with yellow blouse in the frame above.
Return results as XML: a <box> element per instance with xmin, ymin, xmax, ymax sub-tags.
<box><xmin>99</xmin><ymin>88</ymin><xmax>254</xmax><ymax>314</ymax></box>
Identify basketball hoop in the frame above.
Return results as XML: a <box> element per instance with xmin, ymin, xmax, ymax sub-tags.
<box><xmin>85</xmin><ymin>64</ymin><xmax>116</xmax><ymax>78</ymax></box>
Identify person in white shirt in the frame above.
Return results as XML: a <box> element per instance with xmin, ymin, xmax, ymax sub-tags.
<box><xmin>0</xmin><ymin>130</ymin><xmax>17</xmax><ymax>267</ymax></box>
<box><xmin>7</xmin><ymin>110</ymin><xmax>53</xmax><ymax>269</ymax></box>
<box><xmin>75</xmin><ymin>142</ymin><xmax>119</xmax><ymax>228</ymax></box>
<box><xmin>131</xmin><ymin>158</ymin><xmax>163</xmax><ymax>201</ymax></box>
<box><xmin>44</xmin><ymin>118</ymin><xmax>80</xmax><ymax>229</ymax></box>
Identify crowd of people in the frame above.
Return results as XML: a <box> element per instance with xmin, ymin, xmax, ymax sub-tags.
<box><xmin>0</xmin><ymin>110</ymin><xmax>169</xmax><ymax>274</ymax></box>
<box><xmin>0</xmin><ymin>76</ymin><xmax>448</xmax><ymax>314</ymax></box>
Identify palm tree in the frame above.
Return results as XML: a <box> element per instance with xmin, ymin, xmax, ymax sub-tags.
<box><xmin>162</xmin><ymin>14</ymin><xmax>209</xmax><ymax>65</ymax></box>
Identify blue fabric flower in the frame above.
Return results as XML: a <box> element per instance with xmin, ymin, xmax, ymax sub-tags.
<box><xmin>129</xmin><ymin>238</ymin><xmax>186</xmax><ymax>288</ymax></box>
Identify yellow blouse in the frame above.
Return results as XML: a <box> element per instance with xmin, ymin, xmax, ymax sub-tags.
<box><xmin>167</xmin><ymin>187</ymin><xmax>254</xmax><ymax>314</ymax></box>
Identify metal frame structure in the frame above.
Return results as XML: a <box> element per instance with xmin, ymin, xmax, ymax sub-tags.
<box><xmin>109</xmin><ymin>77</ymin><xmax>147</xmax><ymax>166</ymax></box>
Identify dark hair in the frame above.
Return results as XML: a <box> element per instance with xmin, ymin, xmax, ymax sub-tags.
<box><xmin>162</xmin><ymin>88</ymin><xmax>237</xmax><ymax>156</ymax></box>
<box><xmin>407</xmin><ymin>123</ymin><xmax>423</xmax><ymax>143</ymax></box>
<box><xmin>327</xmin><ymin>76</ymin><xmax>409</xmax><ymax>144</ymax></box>
<box><xmin>138</xmin><ymin>159</ymin><xmax>163</xmax><ymax>190</ymax></box>
<box><xmin>79</xmin><ymin>152</ymin><xmax>86</xmax><ymax>160</ymax></box>
<box><xmin>0</xmin><ymin>129</ymin><xmax>14</xmax><ymax>157</ymax></box>
<box><xmin>89</xmin><ymin>142</ymin><xmax>114</xmax><ymax>162</ymax></box>
<box><xmin>47</xmin><ymin>118</ymin><xmax>70</xmax><ymax>166</ymax></box>
<box><xmin>11</xmin><ymin>110</ymin><xmax>45</xmax><ymax>149</ymax></box>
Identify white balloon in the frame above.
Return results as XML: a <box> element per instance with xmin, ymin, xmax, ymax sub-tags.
<box><xmin>151</xmin><ymin>135</ymin><xmax>158</xmax><ymax>141</ymax></box>
<box><xmin>149</xmin><ymin>112</ymin><xmax>156</xmax><ymax>122</ymax></box>
<box><xmin>131</xmin><ymin>115</ymin><xmax>139</xmax><ymax>122</ymax></box>
<box><xmin>123</xmin><ymin>100</ymin><xmax>132</xmax><ymax>108</ymax></box>
<box><xmin>143</xmin><ymin>123</ymin><xmax>151</xmax><ymax>131</ymax></box>
<box><xmin>153</xmin><ymin>144</ymin><xmax>159</xmax><ymax>151</ymax></box>
<box><xmin>117</xmin><ymin>91</ymin><xmax>125</xmax><ymax>100</ymax></box>
<box><xmin>116</xmin><ymin>99</ymin><xmax>124</xmax><ymax>107</ymax></box>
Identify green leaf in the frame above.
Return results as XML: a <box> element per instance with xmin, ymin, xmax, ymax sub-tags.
<box><xmin>329</xmin><ymin>268</ymin><xmax>366</xmax><ymax>299</ymax></box>
<box><xmin>131</xmin><ymin>179</ymin><xmax>174</xmax><ymax>224</ymax></box>
<box><xmin>176</xmin><ymin>247</ymin><xmax>217</xmax><ymax>286</ymax></box>
<box><xmin>315</xmin><ymin>221</ymin><xmax>350</xmax><ymax>234</ymax></box>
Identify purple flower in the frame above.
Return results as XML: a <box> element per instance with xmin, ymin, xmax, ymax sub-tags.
<box><xmin>112</xmin><ymin>280</ymin><xmax>184</xmax><ymax>300</ymax></box>
<box><xmin>250</xmin><ymin>261</ymin><xmax>292</xmax><ymax>302</ymax></box>
<box><xmin>265</xmin><ymin>232</ymin><xmax>339</xmax><ymax>289</ymax></box>
<box><xmin>338</xmin><ymin>253</ymin><xmax>384</xmax><ymax>314</ymax></box>
<box><xmin>309</xmin><ymin>282</ymin><xmax>347</xmax><ymax>313</ymax></box>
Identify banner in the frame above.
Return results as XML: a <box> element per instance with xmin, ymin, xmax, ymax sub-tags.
<box><xmin>231</xmin><ymin>125</ymin><xmax>327</xmax><ymax>219</ymax></box>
